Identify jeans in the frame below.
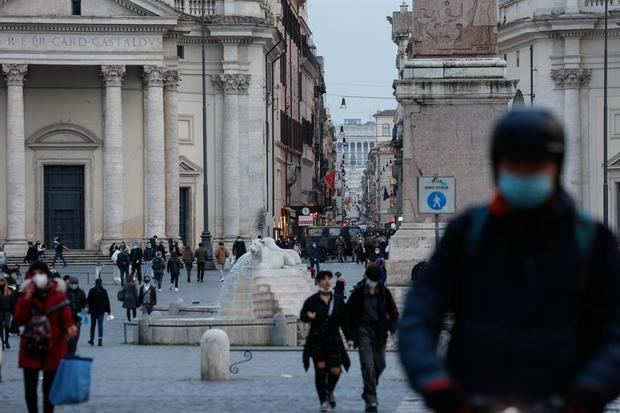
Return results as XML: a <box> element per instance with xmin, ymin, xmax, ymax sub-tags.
<box><xmin>119</xmin><ymin>267</ymin><xmax>129</xmax><ymax>285</ymax></box>
<box><xmin>154</xmin><ymin>272</ymin><xmax>163</xmax><ymax>289</ymax></box>
<box><xmin>23</xmin><ymin>368</ymin><xmax>57</xmax><ymax>413</ymax></box>
<box><xmin>144</xmin><ymin>260</ymin><xmax>153</xmax><ymax>278</ymax></box>
<box><xmin>358</xmin><ymin>325</ymin><xmax>386</xmax><ymax>404</ymax></box>
<box><xmin>66</xmin><ymin>321</ymin><xmax>81</xmax><ymax>355</ymax></box>
<box><xmin>52</xmin><ymin>251</ymin><xmax>67</xmax><ymax>267</ymax></box>
<box><xmin>126</xmin><ymin>308</ymin><xmax>136</xmax><ymax>321</ymax></box>
<box><xmin>170</xmin><ymin>272</ymin><xmax>179</xmax><ymax>288</ymax></box>
<box><xmin>185</xmin><ymin>262</ymin><xmax>193</xmax><ymax>281</ymax></box>
<box><xmin>197</xmin><ymin>262</ymin><xmax>205</xmax><ymax>282</ymax></box>
<box><xmin>141</xmin><ymin>304</ymin><xmax>153</xmax><ymax>315</ymax></box>
<box><xmin>90</xmin><ymin>313</ymin><xmax>105</xmax><ymax>340</ymax></box>
<box><xmin>0</xmin><ymin>311</ymin><xmax>11</xmax><ymax>347</ymax></box>
<box><xmin>310</xmin><ymin>259</ymin><xmax>320</xmax><ymax>273</ymax></box>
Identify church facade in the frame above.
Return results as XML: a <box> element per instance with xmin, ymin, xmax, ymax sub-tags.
<box><xmin>0</xmin><ymin>0</ymin><xmax>327</xmax><ymax>254</ymax></box>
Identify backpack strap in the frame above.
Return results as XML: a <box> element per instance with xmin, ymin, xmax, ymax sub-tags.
<box><xmin>46</xmin><ymin>299</ymin><xmax>70</xmax><ymax>315</ymax></box>
<box><xmin>467</xmin><ymin>206</ymin><xmax>490</xmax><ymax>256</ymax></box>
<box><xmin>574</xmin><ymin>210</ymin><xmax>596</xmax><ymax>261</ymax></box>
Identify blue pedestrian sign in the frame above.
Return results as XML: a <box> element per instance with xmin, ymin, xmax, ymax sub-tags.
<box><xmin>418</xmin><ymin>176</ymin><xmax>456</xmax><ymax>215</ymax></box>
<box><xmin>427</xmin><ymin>192</ymin><xmax>447</xmax><ymax>211</ymax></box>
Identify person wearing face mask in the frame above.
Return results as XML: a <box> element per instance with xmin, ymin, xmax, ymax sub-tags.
<box><xmin>65</xmin><ymin>277</ymin><xmax>86</xmax><ymax>355</ymax></box>
<box><xmin>300</xmin><ymin>271</ymin><xmax>352</xmax><ymax>412</ymax></box>
<box><xmin>138</xmin><ymin>276</ymin><xmax>157</xmax><ymax>315</ymax></box>
<box><xmin>14</xmin><ymin>262</ymin><xmax>77</xmax><ymax>413</ymax></box>
<box><xmin>307</xmin><ymin>242</ymin><xmax>321</xmax><ymax>273</ymax></box>
<box><xmin>399</xmin><ymin>108</ymin><xmax>620</xmax><ymax>413</ymax></box>
<box><xmin>347</xmin><ymin>264</ymin><xmax>399</xmax><ymax>412</ymax></box>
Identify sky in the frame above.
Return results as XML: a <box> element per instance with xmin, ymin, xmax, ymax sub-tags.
<box><xmin>307</xmin><ymin>0</ymin><xmax>405</xmax><ymax>126</ymax></box>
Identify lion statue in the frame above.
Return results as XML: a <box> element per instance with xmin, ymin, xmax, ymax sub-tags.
<box><xmin>249</xmin><ymin>237</ymin><xmax>301</xmax><ymax>269</ymax></box>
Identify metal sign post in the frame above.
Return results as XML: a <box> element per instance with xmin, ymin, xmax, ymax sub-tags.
<box><xmin>418</xmin><ymin>176</ymin><xmax>457</xmax><ymax>246</ymax></box>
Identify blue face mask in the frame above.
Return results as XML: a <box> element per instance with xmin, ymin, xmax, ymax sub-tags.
<box><xmin>498</xmin><ymin>171</ymin><xmax>553</xmax><ymax>209</ymax></box>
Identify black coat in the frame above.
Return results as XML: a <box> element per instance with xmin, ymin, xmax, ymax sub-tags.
<box><xmin>347</xmin><ymin>281</ymin><xmax>398</xmax><ymax>345</ymax></box>
<box><xmin>87</xmin><ymin>285</ymin><xmax>111</xmax><ymax>315</ymax></box>
<box><xmin>116</xmin><ymin>251</ymin><xmax>130</xmax><ymax>270</ymax></box>
<box><xmin>130</xmin><ymin>247</ymin><xmax>143</xmax><ymax>264</ymax></box>
<box><xmin>232</xmin><ymin>240</ymin><xmax>247</xmax><ymax>258</ymax></box>
<box><xmin>138</xmin><ymin>286</ymin><xmax>157</xmax><ymax>307</ymax></box>
<box><xmin>24</xmin><ymin>246</ymin><xmax>39</xmax><ymax>263</ymax></box>
<box><xmin>143</xmin><ymin>247</ymin><xmax>155</xmax><ymax>261</ymax></box>
<box><xmin>67</xmin><ymin>287</ymin><xmax>87</xmax><ymax>321</ymax></box>
<box><xmin>300</xmin><ymin>292</ymin><xmax>351</xmax><ymax>371</ymax></box>
<box><xmin>399</xmin><ymin>193</ymin><xmax>620</xmax><ymax>402</ymax></box>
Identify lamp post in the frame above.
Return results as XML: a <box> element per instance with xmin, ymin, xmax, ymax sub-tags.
<box><xmin>200</xmin><ymin>1</ymin><xmax>214</xmax><ymax>267</ymax></box>
<box><xmin>603</xmin><ymin>0</ymin><xmax>610</xmax><ymax>226</ymax></box>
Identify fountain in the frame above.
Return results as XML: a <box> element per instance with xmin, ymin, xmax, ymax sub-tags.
<box><xmin>133</xmin><ymin>238</ymin><xmax>316</xmax><ymax>346</ymax></box>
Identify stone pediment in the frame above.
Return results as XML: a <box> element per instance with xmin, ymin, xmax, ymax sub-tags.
<box><xmin>28</xmin><ymin>124</ymin><xmax>100</xmax><ymax>149</ymax></box>
<box><xmin>609</xmin><ymin>152</ymin><xmax>620</xmax><ymax>170</ymax></box>
<box><xmin>0</xmin><ymin>0</ymin><xmax>178</xmax><ymax>18</ymax></box>
<box><xmin>179</xmin><ymin>155</ymin><xmax>202</xmax><ymax>176</ymax></box>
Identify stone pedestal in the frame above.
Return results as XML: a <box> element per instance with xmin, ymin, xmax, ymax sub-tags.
<box><xmin>388</xmin><ymin>58</ymin><xmax>517</xmax><ymax>290</ymax></box>
<box><xmin>201</xmin><ymin>329</ymin><xmax>230</xmax><ymax>381</ymax></box>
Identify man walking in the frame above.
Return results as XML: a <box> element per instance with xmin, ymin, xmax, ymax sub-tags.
<box><xmin>116</xmin><ymin>245</ymin><xmax>130</xmax><ymax>286</ymax></box>
<box><xmin>66</xmin><ymin>276</ymin><xmax>87</xmax><ymax>355</ymax></box>
<box><xmin>52</xmin><ymin>237</ymin><xmax>68</xmax><ymax>267</ymax></box>
<box><xmin>232</xmin><ymin>236</ymin><xmax>247</xmax><ymax>261</ymax></box>
<box><xmin>152</xmin><ymin>251</ymin><xmax>165</xmax><ymax>291</ymax></box>
<box><xmin>399</xmin><ymin>108</ymin><xmax>620</xmax><ymax>413</ymax></box>
<box><xmin>143</xmin><ymin>243</ymin><xmax>155</xmax><ymax>278</ymax></box>
<box><xmin>347</xmin><ymin>264</ymin><xmax>398</xmax><ymax>412</ymax></box>
<box><xmin>139</xmin><ymin>276</ymin><xmax>157</xmax><ymax>315</ymax></box>
<box><xmin>129</xmin><ymin>242</ymin><xmax>143</xmax><ymax>283</ymax></box>
<box><xmin>195</xmin><ymin>242</ymin><xmax>208</xmax><ymax>283</ymax></box>
<box><xmin>214</xmin><ymin>242</ymin><xmax>229</xmax><ymax>282</ymax></box>
<box><xmin>24</xmin><ymin>241</ymin><xmax>39</xmax><ymax>265</ymax></box>
<box><xmin>86</xmin><ymin>278</ymin><xmax>111</xmax><ymax>347</ymax></box>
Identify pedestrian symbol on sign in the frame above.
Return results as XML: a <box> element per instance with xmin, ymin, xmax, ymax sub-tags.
<box><xmin>427</xmin><ymin>191</ymin><xmax>447</xmax><ymax>211</ymax></box>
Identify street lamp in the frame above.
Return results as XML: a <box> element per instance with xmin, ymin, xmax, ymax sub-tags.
<box><xmin>200</xmin><ymin>1</ymin><xmax>214</xmax><ymax>268</ymax></box>
<box><xmin>603</xmin><ymin>0</ymin><xmax>610</xmax><ymax>226</ymax></box>
<box><xmin>340</xmin><ymin>97</ymin><xmax>347</xmax><ymax>109</ymax></box>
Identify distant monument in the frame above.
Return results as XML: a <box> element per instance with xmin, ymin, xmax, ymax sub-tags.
<box><xmin>413</xmin><ymin>0</ymin><xmax>497</xmax><ymax>56</ymax></box>
<box><xmin>387</xmin><ymin>0</ymin><xmax>517</xmax><ymax>297</ymax></box>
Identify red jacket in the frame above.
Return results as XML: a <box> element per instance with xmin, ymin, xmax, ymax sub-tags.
<box><xmin>14</xmin><ymin>279</ymin><xmax>74</xmax><ymax>371</ymax></box>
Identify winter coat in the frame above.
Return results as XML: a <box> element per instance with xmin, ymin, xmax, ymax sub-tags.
<box><xmin>151</xmin><ymin>257</ymin><xmax>165</xmax><ymax>274</ymax></box>
<box><xmin>14</xmin><ymin>279</ymin><xmax>74</xmax><ymax>371</ymax></box>
<box><xmin>182</xmin><ymin>248</ymin><xmax>194</xmax><ymax>264</ymax></box>
<box><xmin>399</xmin><ymin>192</ymin><xmax>620</xmax><ymax>403</ymax></box>
<box><xmin>138</xmin><ymin>285</ymin><xmax>157</xmax><ymax>308</ymax></box>
<box><xmin>232</xmin><ymin>240</ymin><xmax>247</xmax><ymax>259</ymax></box>
<box><xmin>122</xmin><ymin>284</ymin><xmax>139</xmax><ymax>309</ymax></box>
<box><xmin>24</xmin><ymin>246</ymin><xmax>39</xmax><ymax>263</ymax></box>
<box><xmin>167</xmin><ymin>257</ymin><xmax>181</xmax><ymax>274</ymax></box>
<box><xmin>116</xmin><ymin>250</ymin><xmax>130</xmax><ymax>270</ymax></box>
<box><xmin>0</xmin><ymin>290</ymin><xmax>15</xmax><ymax>313</ymax></box>
<box><xmin>194</xmin><ymin>247</ymin><xmax>208</xmax><ymax>264</ymax></box>
<box><xmin>347</xmin><ymin>281</ymin><xmax>398</xmax><ymax>345</ymax></box>
<box><xmin>214</xmin><ymin>246</ymin><xmax>229</xmax><ymax>265</ymax></box>
<box><xmin>143</xmin><ymin>247</ymin><xmax>155</xmax><ymax>261</ymax></box>
<box><xmin>300</xmin><ymin>292</ymin><xmax>351</xmax><ymax>371</ymax></box>
<box><xmin>157</xmin><ymin>244</ymin><xmax>167</xmax><ymax>260</ymax></box>
<box><xmin>130</xmin><ymin>247</ymin><xmax>143</xmax><ymax>264</ymax></box>
<box><xmin>66</xmin><ymin>287</ymin><xmax>87</xmax><ymax>322</ymax></box>
<box><xmin>86</xmin><ymin>285</ymin><xmax>111</xmax><ymax>315</ymax></box>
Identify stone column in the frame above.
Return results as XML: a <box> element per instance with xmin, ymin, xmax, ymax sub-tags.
<box><xmin>550</xmin><ymin>68</ymin><xmax>592</xmax><ymax>203</ymax></box>
<box><xmin>2</xmin><ymin>64</ymin><xmax>27</xmax><ymax>250</ymax></box>
<box><xmin>101</xmin><ymin>65</ymin><xmax>126</xmax><ymax>241</ymax></box>
<box><xmin>164</xmin><ymin>70</ymin><xmax>181</xmax><ymax>241</ymax></box>
<box><xmin>143</xmin><ymin>65</ymin><xmax>167</xmax><ymax>238</ymax></box>
<box><xmin>212</xmin><ymin>74</ymin><xmax>250</xmax><ymax>241</ymax></box>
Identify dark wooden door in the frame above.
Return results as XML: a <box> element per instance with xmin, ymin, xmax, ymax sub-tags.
<box><xmin>44</xmin><ymin>165</ymin><xmax>85</xmax><ymax>249</ymax></box>
<box><xmin>179</xmin><ymin>187</ymin><xmax>190</xmax><ymax>245</ymax></box>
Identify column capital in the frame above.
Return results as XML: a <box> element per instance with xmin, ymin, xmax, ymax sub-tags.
<box><xmin>164</xmin><ymin>70</ymin><xmax>180</xmax><ymax>90</ymax></box>
<box><xmin>101</xmin><ymin>65</ymin><xmax>126</xmax><ymax>87</ymax></box>
<box><xmin>143</xmin><ymin>65</ymin><xmax>167</xmax><ymax>87</ymax></box>
<box><xmin>212</xmin><ymin>73</ymin><xmax>251</xmax><ymax>94</ymax></box>
<box><xmin>550</xmin><ymin>68</ymin><xmax>592</xmax><ymax>89</ymax></box>
<box><xmin>2</xmin><ymin>64</ymin><xmax>27</xmax><ymax>86</ymax></box>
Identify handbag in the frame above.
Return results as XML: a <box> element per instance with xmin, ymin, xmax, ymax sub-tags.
<box><xmin>49</xmin><ymin>356</ymin><xmax>93</xmax><ymax>405</ymax></box>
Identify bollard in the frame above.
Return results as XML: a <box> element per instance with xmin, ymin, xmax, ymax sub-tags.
<box><xmin>201</xmin><ymin>329</ymin><xmax>230</xmax><ymax>381</ymax></box>
<box><xmin>169</xmin><ymin>298</ymin><xmax>184</xmax><ymax>316</ymax></box>
<box><xmin>271</xmin><ymin>312</ymin><xmax>286</xmax><ymax>346</ymax></box>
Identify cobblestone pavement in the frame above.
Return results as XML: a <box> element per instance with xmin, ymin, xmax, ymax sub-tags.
<box><xmin>1</xmin><ymin>261</ymin><xmax>415</xmax><ymax>412</ymax></box>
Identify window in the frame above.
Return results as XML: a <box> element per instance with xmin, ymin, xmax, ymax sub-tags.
<box><xmin>382</xmin><ymin>124</ymin><xmax>391</xmax><ymax>135</ymax></box>
<box><xmin>516</xmin><ymin>50</ymin><xmax>520</xmax><ymax>68</ymax></box>
<box><xmin>71</xmin><ymin>0</ymin><xmax>81</xmax><ymax>15</ymax></box>
<box><xmin>177</xmin><ymin>45</ymin><xmax>185</xmax><ymax>59</ymax></box>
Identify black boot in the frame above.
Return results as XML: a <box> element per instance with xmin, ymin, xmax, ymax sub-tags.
<box><xmin>98</xmin><ymin>338</ymin><xmax>102</xmax><ymax>346</ymax></box>
<box><xmin>88</xmin><ymin>338</ymin><xmax>94</xmax><ymax>345</ymax></box>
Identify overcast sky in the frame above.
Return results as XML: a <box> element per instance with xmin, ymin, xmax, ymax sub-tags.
<box><xmin>307</xmin><ymin>0</ymin><xmax>405</xmax><ymax>125</ymax></box>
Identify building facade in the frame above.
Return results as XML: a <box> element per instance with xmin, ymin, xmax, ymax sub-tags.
<box><xmin>498</xmin><ymin>0</ymin><xmax>620</xmax><ymax>230</ymax></box>
<box><xmin>0</xmin><ymin>0</ymin><xmax>328</xmax><ymax>254</ymax></box>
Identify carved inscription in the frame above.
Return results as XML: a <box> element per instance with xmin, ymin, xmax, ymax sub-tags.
<box><xmin>0</xmin><ymin>34</ymin><xmax>162</xmax><ymax>52</ymax></box>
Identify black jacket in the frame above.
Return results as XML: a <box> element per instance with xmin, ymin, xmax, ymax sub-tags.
<box><xmin>300</xmin><ymin>292</ymin><xmax>351</xmax><ymax>371</ymax></box>
<box><xmin>24</xmin><ymin>246</ymin><xmax>39</xmax><ymax>263</ymax></box>
<box><xmin>399</xmin><ymin>193</ymin><xmax>620</xmax><ymax>403</ymax></box>
<box><xmin>347</xmin><ymin>280</ymin><xmax>398</xmax><ymax>344</ymax></box>
<box><xmin>87</xmin><ymin>285</ymin><xmax>111</xmax><ymax>315</ymax></box>
<box><xmin>138</xmin><ymin>286</ymin><xmax>157</xmax><ymax>307</ymax></box>
<box><xmin>67</xmin><ymin>287</ymin><xmax>87</xmax><ymax>321</ymax></box>
<box><xmin>157</xmin><ymin>245</ymin><xmax>166</xmax><ymax>260</ymax></box>
<box><xmin>116</xmin><ymin>251</ymin><xmax>130</xmax><ymax>270</ymax></box>
<box><xmin>143</xmin><ymin>247</ymin><xmax>155</xmax><ymax>261</ymax></box>
<box><xmin>232</xmin><ymin>240</ymin><xmax>247</xmax><ymax>258</ymax></box>
<box><xmin>130</xmin><ymin>247</ymin><xmax>143</xmax><ymax>264</ymax></box>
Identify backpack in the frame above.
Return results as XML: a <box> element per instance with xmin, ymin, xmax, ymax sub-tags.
<box><xmin>152</xmin><ymin>258</ymin><xmax>164</xmax><ymax>272</ymax></box>
<box><xmin>24</xmin><ymin>299</ymin><xmax>70</xmax><ymax>357</ymax></box>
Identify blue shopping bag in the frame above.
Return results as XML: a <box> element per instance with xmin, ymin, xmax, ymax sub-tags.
<box><xmin>50</xmin><ymin>356</ymin><xmax>93</xmax><ymax>406</ymax></box>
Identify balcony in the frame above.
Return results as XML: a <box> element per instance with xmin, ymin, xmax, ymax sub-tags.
<box><xmin>174</xmin><ymin>0</ymin><xmax>220</xmax><ymax>15</ymax></box>
<box><xmin>582</xmin><ymin>0</ymin><xmax>620</xmax><ymax>13</ymax></box>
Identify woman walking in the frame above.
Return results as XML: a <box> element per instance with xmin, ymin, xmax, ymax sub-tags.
<box><xmin>0</xmin><ymin>275</ymin><xmax>15</xmax><ymax>349</ymax></box>
<box><xmin>14</xmin><ymin>262</ymin><xmax>77</xmax><ymax>413</ymax></box>
<box><xmin>301</xmin><ymin>270</ymin><xmax>352</xmax><ymax>412</ymax></box>
<box><xmin>167</xmin><ymin>252</ymin><xmax>181</xmax><ymax>292</ymax></box>
<box><xmin>121</xmin><ymin>276</ymin><xmax>139</xmax><ymax>322</ymax></box>
<box><xmin>182</xmin><ymin>245</ymin><xmax>194</xmax><ymax>283</ymax></box>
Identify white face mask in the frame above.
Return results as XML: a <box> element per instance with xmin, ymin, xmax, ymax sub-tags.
<box><xmin>367</xmin><ymin>280</ymin><xmax>378</xmax><ymax>289</ymax></box>
<box><xmin>69</xmin><ymin>284</ymin><xmax>78</xmax><ymax>290</ymax></box>
<box><xmin>33</xmin><ymin>273</ymin><xmax>49</xmax><ymax>289</ymax></box>
<box><xmin>319</xmin><ymin>286</ymin><xmax>333</xmax><ymax>294</ymax></box>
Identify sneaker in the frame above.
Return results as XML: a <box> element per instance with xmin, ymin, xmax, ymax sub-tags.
<box><xmin>169</xmin><ymin>284</ymin><xmax>173</xmax><ymax>291</ymax></box>
<box><xmin>219</xmin><ymin>277</ymin><xmax>224</xmax><ymax>282</ymax></box>
<box><xmin>174</xmin><ymin>288</ymin><xmax>179</xmax><ymax>292</ymax></box>
<box><xmin>365</xmin><ymin>402</ymin><xmax>378</xmax><ymax>413</ymax></box>
<box><xmin>158</xmin><ymin>288</ymin><xmax>162</xmax><ymax>292</ymax></box>
<box><xmin>320</xmin><ymin>402</ymin><xmax>330</xmax><ymax>412</ymax></box>
<box><xmin>327</xmin><ymin>392</ymin><xmax>336</xmax><ymax>409</ymax></box>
